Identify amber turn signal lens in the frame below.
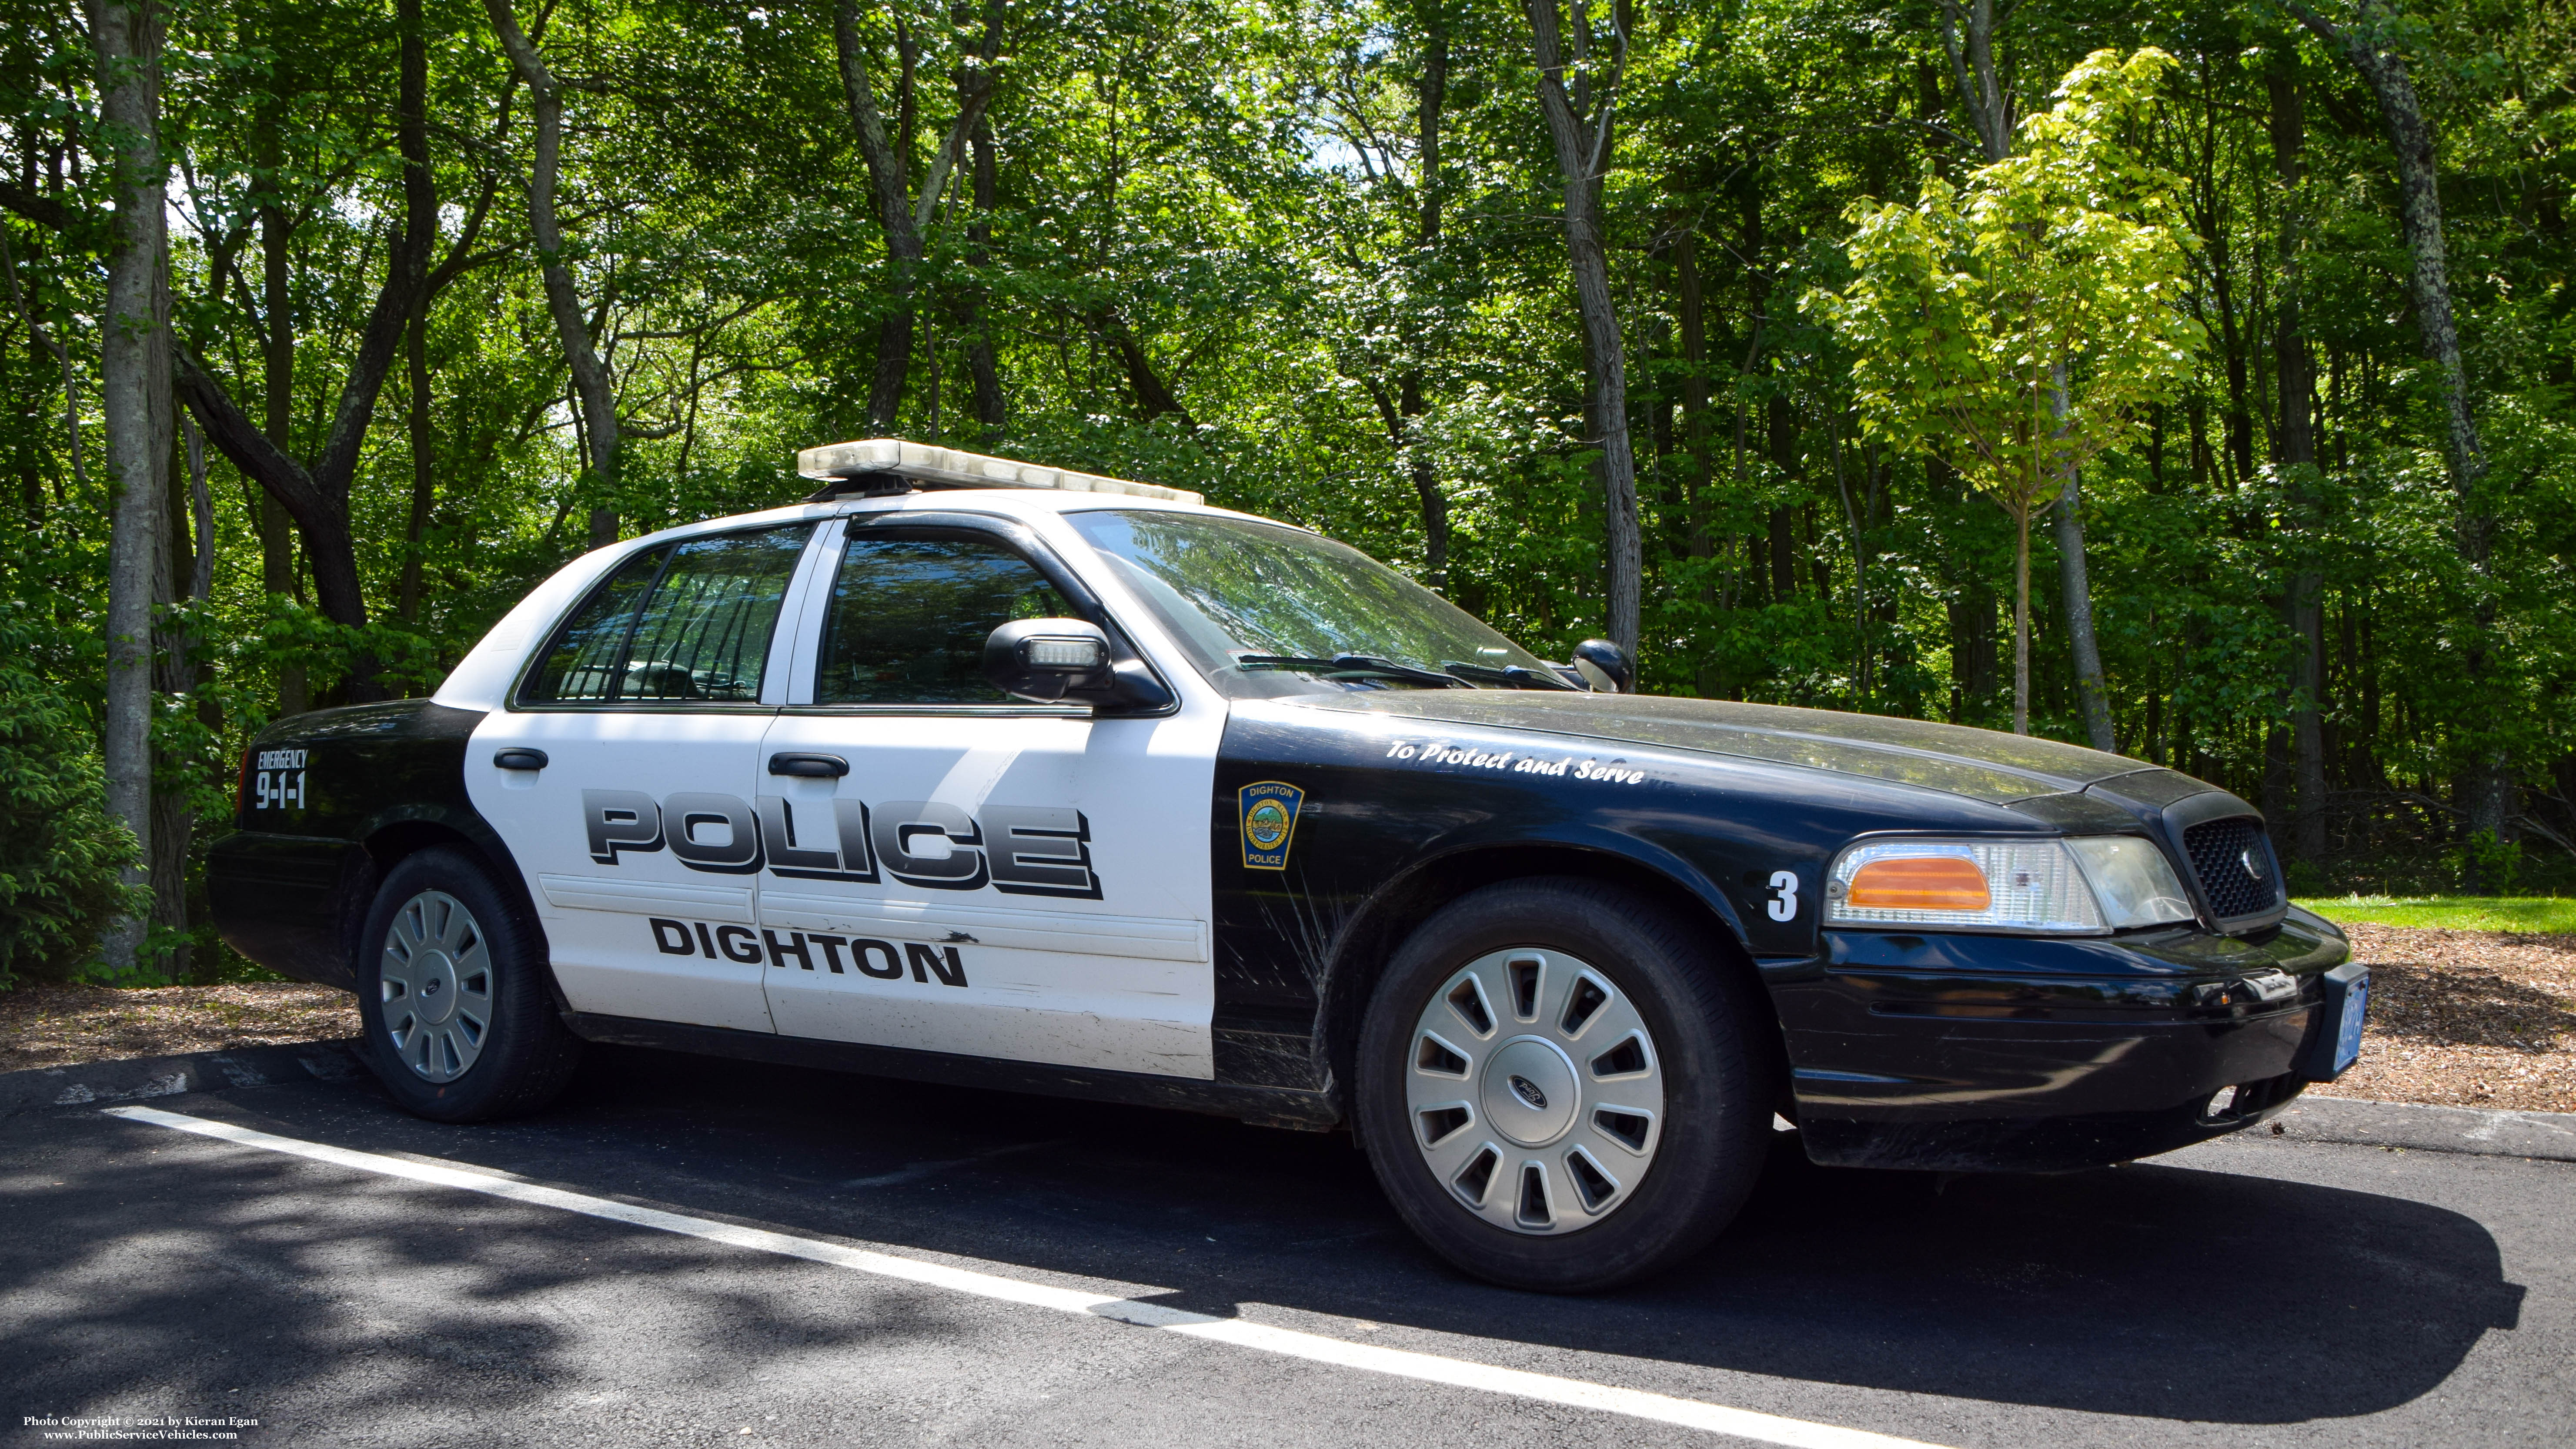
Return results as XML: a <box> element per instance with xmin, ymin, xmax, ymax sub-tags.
<box><xmin>1845</xmin><ymin>855</ymin><xmax>1992</xmax><ymax>911</ymax></box>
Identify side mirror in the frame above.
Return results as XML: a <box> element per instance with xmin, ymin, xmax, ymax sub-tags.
<box><xmin>1571</xmin><ymin>638</ymin><xmax>1633</xmax><ymax>694</ymax></box>
<box><xmin>983</xmin><ymin>619</ymin><xmax>1113</xmax><ymax>703</ymax></box>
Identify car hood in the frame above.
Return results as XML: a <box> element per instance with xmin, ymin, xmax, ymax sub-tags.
<box><xmin>1286</xmin><ymin>690</ymin><xmax>2221</xmax><ymax>809</ymax></box>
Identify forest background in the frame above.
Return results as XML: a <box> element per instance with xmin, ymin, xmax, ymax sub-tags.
<box><xmin>1</xmin><ymin>0</ymin><xmax>2570</xmax><ymax>982</ymax></box>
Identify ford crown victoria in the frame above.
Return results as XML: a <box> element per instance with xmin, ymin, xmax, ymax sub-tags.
<box><xmin>211</xmin><ymin>439</ymin><xmax>2366</xmax><ymax>1291</ymax></box>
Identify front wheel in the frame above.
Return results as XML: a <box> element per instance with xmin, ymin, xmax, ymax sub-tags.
<box><xmin>355</xmin><ymin>847</ymin><xmax>582</xmax><ymax>1122</ymax></box>
<box><xmin>1355</xmin><ymin>877</ymin><xmax>1771</xmax><ymax>1292</ymax></box>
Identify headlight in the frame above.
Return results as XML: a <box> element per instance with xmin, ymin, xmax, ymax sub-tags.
<box><xmin>1825</xmin><ymin>835</ymin><xmax>2195</xmax><ymax>935</ymax></box>
<box><xmin>2065</xmin><ymin>836</ymin><xmax>2195</xmax><ymax>929</ymax></box>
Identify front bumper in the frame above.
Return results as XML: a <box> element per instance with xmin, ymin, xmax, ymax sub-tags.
<box><xmin>1773</xmin><ymin>907</ymin><xmax>2353</xmax><ymax>1171</ymax></box>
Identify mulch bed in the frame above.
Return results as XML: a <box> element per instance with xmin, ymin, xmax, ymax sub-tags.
<box><xmin>0</xmin><ymin>980</ymin><xmax>361</xmax><ymax>1075</ymax></box>
<box><xmin>2309</xmin><ymin>924</ymin><xmax>2576</xmax><ymax>1115</ymax></box>
<box><xmin>2</xmin><ymin>925</ymin><xmax>2569</xmax><ymax>1115</ymax></box>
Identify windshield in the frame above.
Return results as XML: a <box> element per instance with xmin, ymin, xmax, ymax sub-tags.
<box><xmin>1065</xmin><ymin>509</ymin><xmax>1564</xmax><ymax>694</ymax></box>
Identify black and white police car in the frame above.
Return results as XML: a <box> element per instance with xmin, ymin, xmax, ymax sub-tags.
<box><xmin>213</xmin><ymin>439</ymin><xmax>2366</xmax><ymax>1292</ymax></box>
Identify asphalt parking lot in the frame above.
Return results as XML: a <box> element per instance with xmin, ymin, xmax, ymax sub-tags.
<box><xmin>3</xmin><ymin>1047</ymin><xmax>2568</xmax><ymax>1449</ymax></box>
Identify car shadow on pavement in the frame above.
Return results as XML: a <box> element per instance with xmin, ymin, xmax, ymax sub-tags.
<box><xmin>521</xmin><ymin>1045</ymin><xmax>2532</xmax><ymax>1426</ymax></box>
<box><xmin>11</xmin><ymin>1043</ymin><xmax>2527</xmax><ymax>1436</ymax></box>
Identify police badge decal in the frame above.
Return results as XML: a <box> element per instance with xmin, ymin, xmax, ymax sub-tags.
<box><xmin>1237</xmin><ymin>781</ymin><xmax>1305</xmax><ymax>871</ymax></box>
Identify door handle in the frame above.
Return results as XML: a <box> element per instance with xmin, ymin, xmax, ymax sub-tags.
<box><xmin>768</xmin><ymin>752</ymin><xmax>850</xmax><ymax>779</ymax></box>
<box><xmin>493</xmin><ymin>748</ymin><xmax>550</xmax><ymax>771</ymax></box>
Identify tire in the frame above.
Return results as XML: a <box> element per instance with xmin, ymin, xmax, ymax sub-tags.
<box><xmin>1354</xmin><ymin>877</ymin><xmax>1771</xmax><ymax>1292</ymax></box>
<box><xmin>354</xmin><ymin>846</ymin><xmax>583</xmax><ymax>1123</ymax></box>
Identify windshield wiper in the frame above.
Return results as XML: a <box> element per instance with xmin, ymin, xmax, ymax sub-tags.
<box><xmin>1233</xmin><ymin>654</ymin><xmax>1471</xmax><ymax>688</ymax></box>
<box><xmin>1441</xmin><ymin>660</ymin><xmax>1579</xmax><ymax>691</ymax></box>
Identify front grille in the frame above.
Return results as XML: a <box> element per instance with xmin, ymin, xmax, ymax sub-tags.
<box><xmin>2184</xmin><ymin>817</ymin><xmax>2282</xmax><ymax>920</ymax></box>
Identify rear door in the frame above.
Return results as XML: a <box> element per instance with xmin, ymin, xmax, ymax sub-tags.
<box><xmin>469</xmin><ymin>522</ymin><xmax>824</xmax><ymax>1033</ymax></box>
<box><xmin>754</xmin><ymin>515</ymin><xmax>1221</xmax><ymax>1076</ymax></box>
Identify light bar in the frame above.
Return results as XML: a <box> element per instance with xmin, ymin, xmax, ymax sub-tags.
<box><xmin>795</xmin><ymin>438</ymin><xmax>1204</xmax><ymax>506</ymax></box>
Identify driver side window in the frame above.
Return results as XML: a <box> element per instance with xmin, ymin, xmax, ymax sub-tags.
<box><xmin>815</xmin><ymin>532</ymin><xmax>1073</xmax><ymax>704</ymax></box>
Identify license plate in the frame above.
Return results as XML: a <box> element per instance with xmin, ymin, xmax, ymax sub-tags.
<box><xmin>2333</xmin><ymin>974</ymin><xmax>2370</xmax><ymax>1074</ymax></box>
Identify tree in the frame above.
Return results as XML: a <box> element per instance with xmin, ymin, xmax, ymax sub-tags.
<box><xmin>177</xmin><ymin>0</ymin><xmax>444</xmax><ymax>679</ymax></box>
<box><xmin>1934</xmin><ymin>0</ymin><xmax>2115</xmax><ymax>752</ymax></box>
<box><xmin>487</xmin><ymin>0</ymin><xmax>621</xmax><ymax>549</ymax></box>
<box><xmin>833</xmin><ymin>0</ymin><xmax>1002</xmax><ymax>433</ymax></box>
<box><xmin>1524</xmin><ymin>0</ymin><xmax>1639</xmax><ymax>661</ymax></box>
<box><xmin>1811</xmin><ymin>48</ymin><xmax>2202</xmax><ymax>737</ymax></box>
<box><xmin>91</xmin><ymin>0</ymin><xmax>170</xmax><ymax>974</ymax></box>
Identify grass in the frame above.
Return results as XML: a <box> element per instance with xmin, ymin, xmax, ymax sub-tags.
<box><xmin>2297</xmin><ymin>895</ymin><xmax>2576</xmax><ymax>934</ymax></box>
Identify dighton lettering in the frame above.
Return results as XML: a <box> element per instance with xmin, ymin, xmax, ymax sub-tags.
<box><xmin>811</xmin><ymin>934</ymin><xmax>849</xmax><ymax>974</ymax></box>
<box><xmin>693</xmin><ymin>922</ymin><xmax>718</xmax><ymax>957</ymax></box>
<box><xmin>714</xmin><ymin>925</ymin><xmax>763</xmax><ymax>964</ymax></box>
<box><xmin>853</xmin><ymin>938</ymin><xmax>905</xmax><ymax>980</ymax></box>
<box><xmin>649</xmin><ymin>918</ymin><xmax>695</xmax><ymax>955</ymax></box>
<box><xmin>906</xmin><ymin>942</ymin><xmax>970</xmax><ymax>987</ymax></box>
<box><xmin>763</xmin><ymin>929</ymin><xmax>814</xmax><ymax>970</ymax></box>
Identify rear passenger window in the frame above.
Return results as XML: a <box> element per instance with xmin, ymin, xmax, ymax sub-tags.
<box><xmin>522</xmin><ymin>525</ymin><xmax>811</xmax><ymax>704</ymax></box>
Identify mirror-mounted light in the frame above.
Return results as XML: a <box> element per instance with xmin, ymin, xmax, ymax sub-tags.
<box><xmin>983</xmin><ymin>619</ymin><xmax>1113</xmax><ymax>703</ymax></box>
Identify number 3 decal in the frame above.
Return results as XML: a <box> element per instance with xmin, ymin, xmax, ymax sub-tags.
<box><xmin>1767</xmin><ymin>870</ymin><xmax>1799</xmax><ymax>922</ymax></box>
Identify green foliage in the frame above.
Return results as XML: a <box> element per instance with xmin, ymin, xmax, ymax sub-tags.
<box><xmin>1813</xmin><ymin>49</ymin><xmax>2203</xmax><ymax>526</ymax></box>
<box><xmin>0</xmin><ymin>0</ymin><xmax>2571</xmax><ymax>923</ymax></box>
<box><xmin>0</xmin><ymin>604</ymin><xmax>145</xmax><ymax>988</ymax></box>
<box><xmin>2462</xmin><ymin>829</ymin><xmax>2526</xmax><ymax>897</ymax></box>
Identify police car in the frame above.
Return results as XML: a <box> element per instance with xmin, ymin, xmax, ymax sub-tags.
<box><xmin>212</xmin><ymin>439</ymin><xmax>2366</xmax><ymax>1292</ymax></box>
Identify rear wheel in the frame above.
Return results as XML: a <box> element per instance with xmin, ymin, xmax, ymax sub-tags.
<box><xmin>1355</xmin><ymin>877</ymin><xmax>1770</xmax><ymax>1292</ymax></box>
<box><xmin>355</xmin><ymin>847</ymin><xmax>582</xmax><ymax>1122</ymax></box>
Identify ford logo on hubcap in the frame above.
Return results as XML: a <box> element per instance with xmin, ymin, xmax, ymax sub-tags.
<box><xmin>422</xmin><ymin>978</ymin><xmax>442</xmax><ymax>996</ymax></box>
<box><xmin>1508</xmin><ymin>1075</ymin><xmax>1548</xmax><ymax>1111</ymax></box>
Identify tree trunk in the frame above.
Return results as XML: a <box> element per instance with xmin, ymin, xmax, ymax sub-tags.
<box><xmin>2048</xmin><ymin>363</ymin><xmax>2115</xmax><ymax>752</ymax></box>
<box><xmin>2011</xmin><ymin>502</ymin><xmax>2031</xmax><ymax>736</ymax></box>
<box><xmin>2289</xmin><ymin>0</ymin><xmax>2506</xmax><ymax>874</ymax></box>
<box><xmin>487</xmin><ymin>0</ymin><xmax>619</xmax><ymax>545</ymax></box>
<box><xmin>150</xmin><ymin>416</ymin><xmax>205</xmax><ymax>981</ymax></box>
<box><xmin>1673</xmin><ymin>226</ymin><xmax>1714</xmax><ymax>591</ymax></box>
<box><xmin>963</xmin><ymin>112</ymin><xmax>1006</xmax><ymax>438</ymax></box>
<box><xmin>2269</xmin><ymin>51</ymin><xmax>2329</xmax><ymax>863</ymax></box>
<box><xmin>398</xmin><ymin>304</ymin><xmax>434</xmax><ymax>619</ymax></box>
<box><xmin>94</xmin><ymin>0</ymin><xmax>170</xmax><ymax>976</ymax></box>
<box><xmin>2051</xmin><ymin>468</ymin><xmax>2114</xmax><ymax>751</ymax></box>
<box><xmin>1936</xmin><ymin>0</ymin><xmax>2010</xmax><ymax>162</ymax></box>
<box><xmin>1525</xmin><ymin>0</ymin><xmax>1640</xmax><ymax>659</ymax></box>
<box><xmin>1398</xmin><ymin>18</ymin><xmax>1449</xmax><ymax>589</ymax></box>
<box><xmin>1096</xmin><ymin>309</ymin><xmax>1194</xmax><ymax>426</ymax></box>
<box><xmin>1765</xmin><ymin>394</ymin><xmax>1797</xmax><ymax>601</ymax></box>
<box><xmin>251</xmin><ymin>58</ymin><xmax>307</xmax><ymax>713</ymax></box>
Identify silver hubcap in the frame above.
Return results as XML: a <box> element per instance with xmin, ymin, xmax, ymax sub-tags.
<box><xmin>1405</xmin><ymin>948</ymin><xmax>1666</xmax><ymax>1235</ymax></box>
<box><xmin>379</xmin><ymin>890</ymin><xmax>493</xmax><ymax>1083</ymax></box>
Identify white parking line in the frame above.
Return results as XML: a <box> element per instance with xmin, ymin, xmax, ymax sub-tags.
<box><xmin>104</xmin><ymin>1103</ymin><xmax>1948</xmax><ymax>1449</ymax></box>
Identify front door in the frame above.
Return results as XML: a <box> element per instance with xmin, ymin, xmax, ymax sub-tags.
<box><xmin>470</xmin><ymin>521</ymin><xmax>821</xmax><ymax>1033</ymax></box>
<box><xmin>755</xmin><ymin>519</ymin><xmax>1221</xmax><ymax>1076</ymax></box>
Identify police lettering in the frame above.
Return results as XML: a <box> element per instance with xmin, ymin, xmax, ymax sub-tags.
<box><xmin>647</xmin><ymin>917</ymin><xmax>969</xmax><ymax>988</ymax></box>
<box><xmin>585</xmin><ymin>790</ymin><xmax>1101</xmax><ymax>897</ymax></box>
